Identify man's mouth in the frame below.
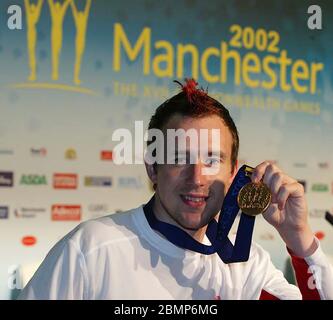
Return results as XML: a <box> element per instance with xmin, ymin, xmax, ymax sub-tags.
<box><xmin>180</xmin><ymin>194</ymin><xmax>209</xmax><ymax>208</ymax></box>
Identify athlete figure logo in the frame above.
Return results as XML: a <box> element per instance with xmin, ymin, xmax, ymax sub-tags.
<box><xmin>24</xmin><ymin>0</ymin><xmax>44</xmax><ymax>81</ymax></box>
<box><xmin>48</xmin><ymin>0</ymin><xmax>71</xmax><ymax>81</ymax></box>
<box><xmin>71</xmin><ymin>0</ymin><xmax>92</xmax><ymax>85</ymax></box>
<box><xmin>23</xmin><ymin>0</ymin><xmax>92</xmax><ymax>87</ymax></box>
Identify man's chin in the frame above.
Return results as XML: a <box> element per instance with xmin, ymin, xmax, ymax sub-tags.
<box><xmin>181</xmin><ymin>225</ymin><xmax>201</xmax><ymax>231</ymax></box>
<box><xmin>178</xmin><ymin>217</ymin><xmax>207</xmax><ymax>231</ymax></box>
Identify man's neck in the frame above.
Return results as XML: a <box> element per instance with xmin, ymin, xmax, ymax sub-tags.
<box><xmin>183</xmin><ymin>226</ymin><xmax>208</xmax><ymax>243</ymax></box>
<box><xmin>152</xmin><ymin>198</ymin><xmax>208</xmax><ymax>243</ymax></box>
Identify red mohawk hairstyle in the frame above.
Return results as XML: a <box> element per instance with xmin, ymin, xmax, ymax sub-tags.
<box><xmin>174</xmin><ymin>78</ymin><xmax>208</xmax><ymax>105</ymax></box>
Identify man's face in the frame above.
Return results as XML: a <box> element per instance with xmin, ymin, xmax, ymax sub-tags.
<box><xmin>146</xmin><ymin>114</ymin><xmax>237</xmax><ymax>232</ymax></box>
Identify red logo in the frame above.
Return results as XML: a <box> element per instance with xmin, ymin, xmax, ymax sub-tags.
<box><xmin>51</xmin><ymin>205</ymin><xmax>81</xmax><ymax>221</ymax></box>
<box><xmin>22</xmin><ymin>236</ymin><xmax>37</xmax><ymax>246</ymax></box>
<box><xmin>101</xmin><ymin>150</ymin><xmax>113</xmax><ymax>161</ymax></box>
<box><xmin>53</xmin><ymin>173</ymin><xmax>77</xmax><ymax>189</ymax></box>
<box><xmin>315</xmin><ymin>231</ymin><xmax>325</xmax><ymax>240</ymax></box>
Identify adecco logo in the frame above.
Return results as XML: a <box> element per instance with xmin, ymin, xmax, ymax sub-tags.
<box><xmin>51</xmin><ymin>205</ymin><xmax>81</xmax><ymax>221</ymax></box>
<box><xmin>21</xmin><ymin>236</ymin><xmax>37</xmax><ymax>246</ymax></box>
<box><xmin>53</xmin><ymin>173</ymin><xmax>77</xmax><ymax>189</ymax></box>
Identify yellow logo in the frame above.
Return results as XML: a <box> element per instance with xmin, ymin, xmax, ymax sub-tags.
<box><xmin>12</xmin><ymin>0</ymin><xmax>96</xmax><ymax>95</ymax></box>
<box><xmin>65</xmin><ymin>148</ymin><xmax>77</xmax><ymax>160</ymax></box>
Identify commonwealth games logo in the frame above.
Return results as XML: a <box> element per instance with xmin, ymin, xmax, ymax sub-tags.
<box><xmin>12</xmin><ymin>0</ymin><xmax>95</xmax><ymax>95</ymax></box>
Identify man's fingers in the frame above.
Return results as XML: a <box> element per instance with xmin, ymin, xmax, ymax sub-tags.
<box><xmin>252</xmin><ymin>161</ymin><xmax>296</xmax><ymax>186</ymax></box>
<box><xmin>268</xmin><ymin>172</ymin><xmax>284</xmax><ymax>203</ymax></box>
<box><xmin>276</xmin><ymin>182</ymin><xmax>305</xmax><ymax>210</ymax></box>
<box><xmin>251</xmin><ymin>161</ymin><xmax>275</xmax><ymax>183</ymax></box>
<box><xmin>251</xmin><ymin>162</ymin><xmax>301</xmax><ymax>210</ymax></box>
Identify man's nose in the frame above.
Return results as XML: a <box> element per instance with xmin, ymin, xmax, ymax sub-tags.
<box><xmin>186</xmin><ymin>162</ymin><xmax>208</xmax><ymax>186</ymax></box>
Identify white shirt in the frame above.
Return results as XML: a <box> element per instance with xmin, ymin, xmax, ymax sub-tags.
<box><xmin>18</xmin><ymin>205</ymin><xmax>333</xmax><ymax>300</ymax></box>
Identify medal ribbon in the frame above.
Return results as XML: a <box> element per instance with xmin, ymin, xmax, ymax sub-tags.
<box><xmin>143</xmin><ymin>165</ymin><xmax>256</xmax><ymax>263</ymax></box>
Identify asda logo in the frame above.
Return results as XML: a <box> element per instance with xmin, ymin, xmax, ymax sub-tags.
<box><xmin>311</xmin><ymin>183</ymin><xmax>329</xmax><ymax>192</ymax></box>
<box><xmin>20</xmin><ymin>174</ymin><xmax>47</xmax><ymax>185</ymax></box>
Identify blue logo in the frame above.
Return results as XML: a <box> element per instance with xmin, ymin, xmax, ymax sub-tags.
<box><xmin>84</xmin><ymin>176</ymin><xmax>112</xmax><ymax>187</ymax></box>
<box><xmin>0</xmin><ymin>207</ymin><xmax>9</xmax><ymax>219</ymax></box>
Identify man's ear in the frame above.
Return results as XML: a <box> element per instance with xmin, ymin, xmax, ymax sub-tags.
<box><xmin>144</xmin><ymin>161</ymin><xmax>158</xmax><ymax>185</ymax></box>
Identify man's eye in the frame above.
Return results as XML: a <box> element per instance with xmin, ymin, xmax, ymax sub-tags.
<box><xmin>203</xmin><ymin>158</ymin><xmax>221</xmax><ymax>166</ymax></box>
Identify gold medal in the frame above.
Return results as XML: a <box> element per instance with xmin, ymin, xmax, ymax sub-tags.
<box><xmin>237</xmin><ymin>182</ymin><xmax>271</xmax><ymax>216</ymax></box>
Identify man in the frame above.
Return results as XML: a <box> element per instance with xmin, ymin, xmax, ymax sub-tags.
<box><xmin>18</xmin><ymin>79</ymin><xmax>333</xmax><ymax>299</ymax></box>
